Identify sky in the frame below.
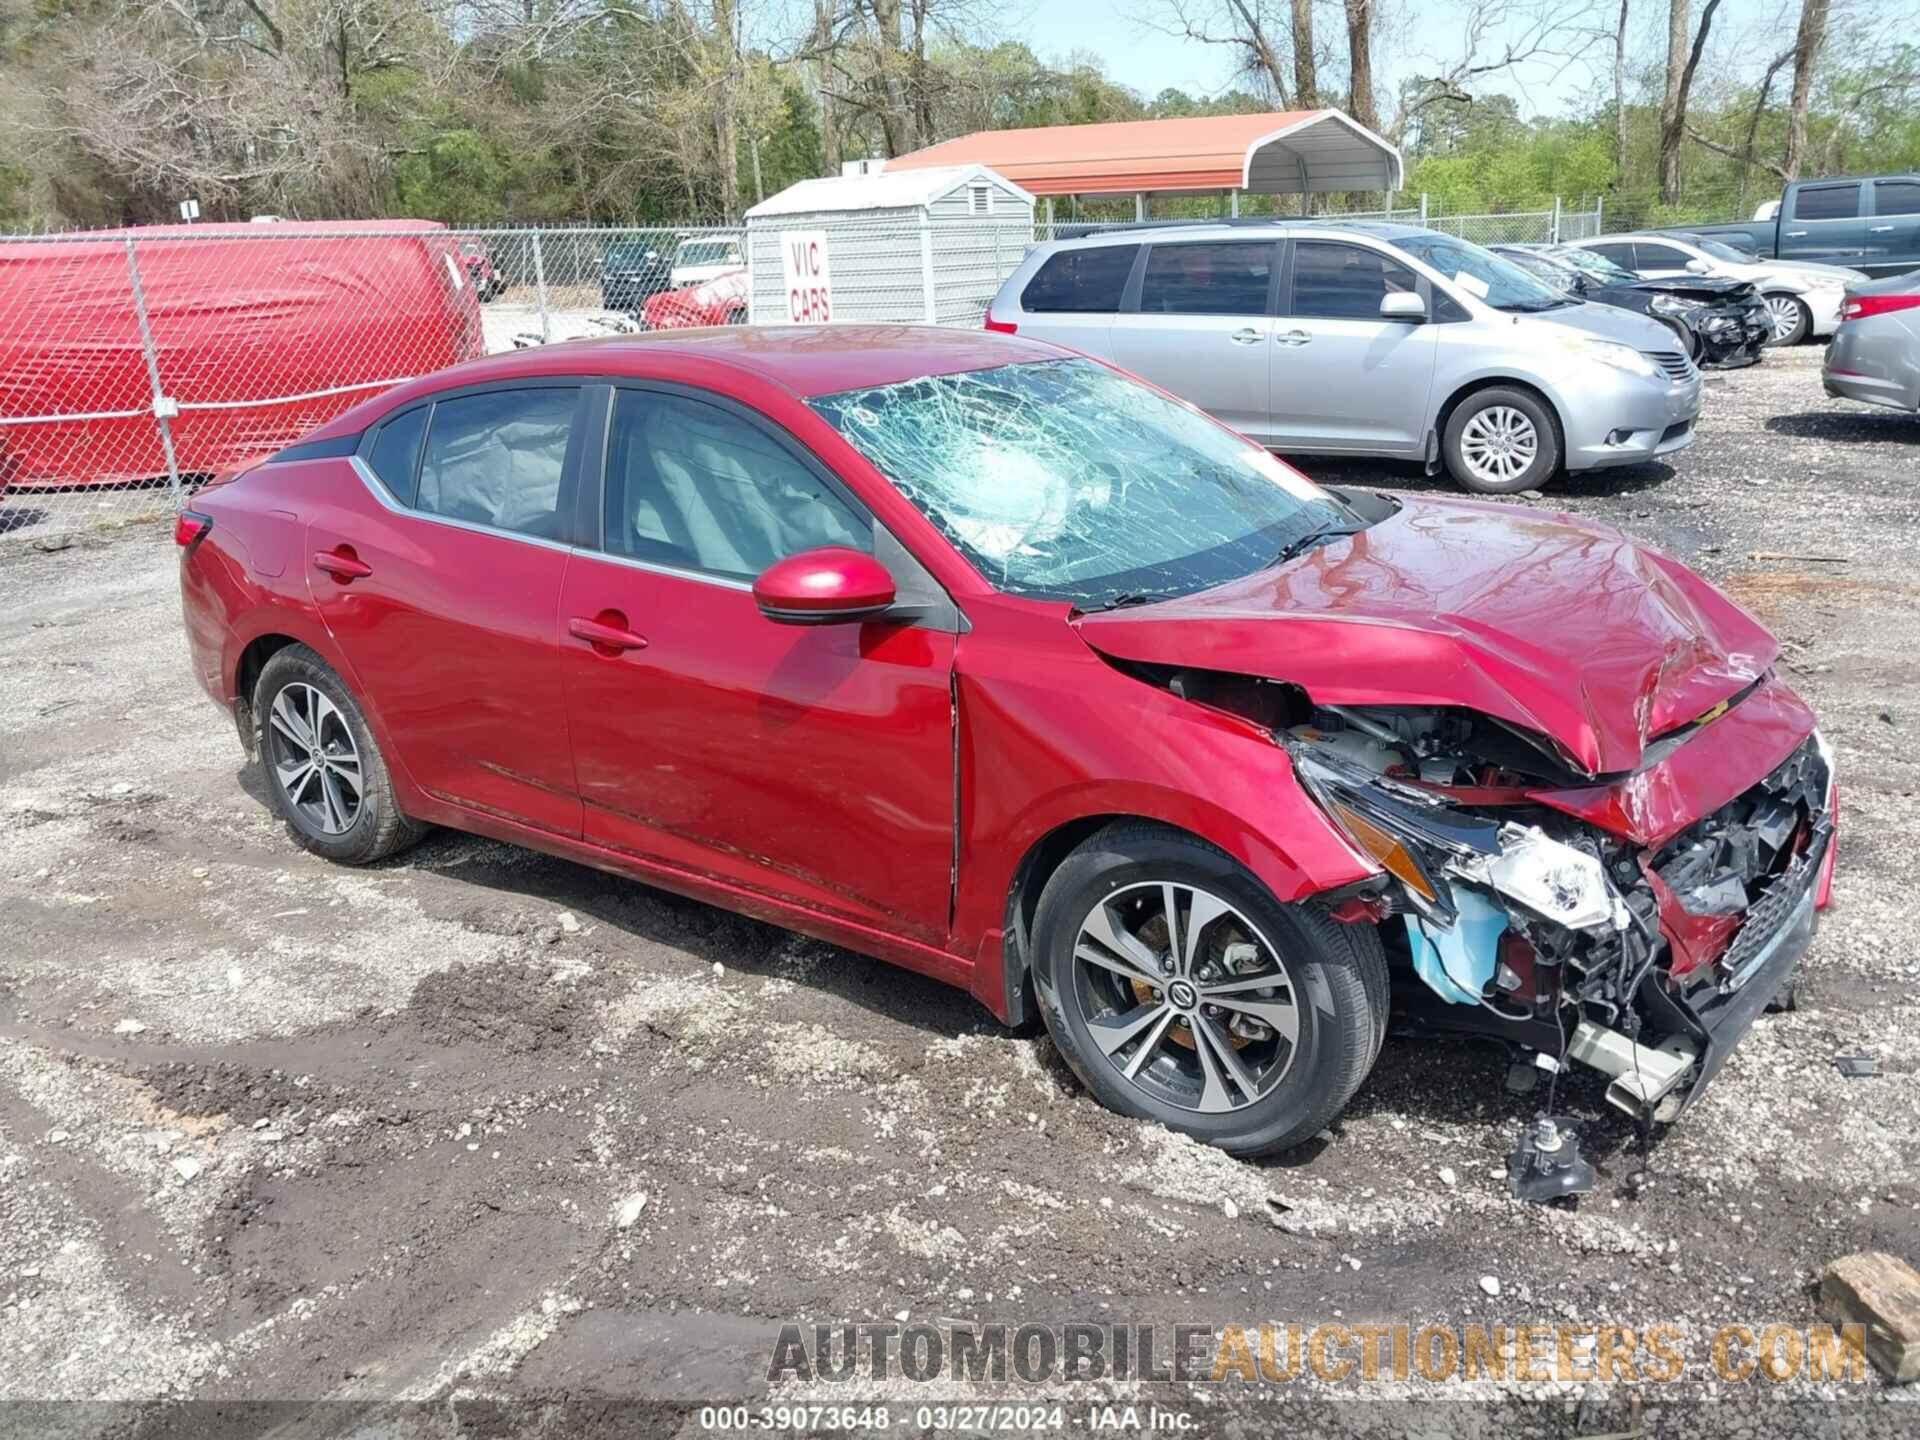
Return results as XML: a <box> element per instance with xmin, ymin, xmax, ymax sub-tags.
<box><xmin>1014</xmin><ymin>0</ymin><xmax>1803</xmax><ymax>123</ymax></box>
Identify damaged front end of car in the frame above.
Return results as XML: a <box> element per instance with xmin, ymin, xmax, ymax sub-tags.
<box><xmin>1275</xmin><ymin>699</ymin><xmax>1835</xmax><ymax>1123</ymax></box>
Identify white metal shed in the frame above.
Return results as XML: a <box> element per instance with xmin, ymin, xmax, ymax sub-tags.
<box><xmin>745</xmin><ymin>165</ymin><xmax>1035</xmax><ymax>326</ymax></box>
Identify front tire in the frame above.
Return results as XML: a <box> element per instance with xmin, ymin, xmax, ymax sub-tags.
<box><xmin>1660</xmin><ymin>316</ymin><xmax>1701</xmax><ymax>362</ymax></box>
<box><xmin>1763</xmin><ymin>293</ymin><xmax>1811</xmax><ymax>347</ymax></box>
<box><xmin>254</xmin><ymin>645</ymin><xmax>423</xmax><ymax>865</ymax></box>
<box><xmin>1442</xmin><ymin>387</ymin><xmax>1561</xmax><ymax>495</ymax></box>
<box><xmin>1030</xmin><ymin>822</ymin><xmax>1387</xmax><ymax>1157</ymax></box>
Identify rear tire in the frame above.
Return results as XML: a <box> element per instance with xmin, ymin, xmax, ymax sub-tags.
<box><xmin>1762</xmin><ymin>293</ymin><xmax>1811</xmax><ymax>347</ymax></box>
<box><xmin>1030</xmin><ymin>822</ymin><xmax>1387</xmax><ymax>1156</ymax></box>
<box><xmin>1442</xmin><ymin>387</ymin><xmax>1561</xmax><ymax>496</ymax></box>
<box><xmin>253</xmin><ymin>645</ymin><xmax>424</xmax><ymax>866</ymax></box>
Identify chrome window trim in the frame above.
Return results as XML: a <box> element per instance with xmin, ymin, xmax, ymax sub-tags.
<box><xmin>344</xmin><ymin>455</ymin><xmax>754</xmax><ymax>590</ymax></box>
<box><xmin>576</xmin><ymin>546</ymin><xmax>757</xmax><ymax>593</ymax></box>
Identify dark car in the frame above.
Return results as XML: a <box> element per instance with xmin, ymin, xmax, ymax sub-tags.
<box><xmin>1491</xmin><ymin>244</ymin><xmax>1770</xmax><ymax>369</ymax></box>
<box><xmin>175</xmin><ymin>326</ymin><xmax>1835</xmax><ymax>1158</ymax></box>
<box><xmin>599</xmin><ymin>232</ymin><xmax>676</xmax><ymax>313</ymax></box>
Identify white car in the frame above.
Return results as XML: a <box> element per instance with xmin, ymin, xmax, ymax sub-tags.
<box><xmin>1565</xmin><ymin>231</ymin><xmax>1868</xmax><ymax>345</ymax></box>
<box><xmin>669</xmin><ymin>236</ymin><xmax>745</xmax><ymax>289</ymax></box>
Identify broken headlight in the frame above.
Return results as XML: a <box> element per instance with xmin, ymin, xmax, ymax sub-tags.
<box><xmin>1289</xmin><ymin>742</ymin><xmax>1626</xmax><ymax>932</ymax></box>
<box><xmin>1465</xmin><ymin>827</ymin><xmax>1626</xmax><ymax>931</ymax></box>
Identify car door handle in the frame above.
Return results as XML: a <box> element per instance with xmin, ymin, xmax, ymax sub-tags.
<box><xmin>1785</xmin><ymin>230</ymin><xmax>1807</xmax><ymax>237</ymax></box>
<box><xmin>1229</xmin><ymin>327</ymin><xmax>1263</xmax><ymax>345</ymax></box>
<box><xmin>312</xmin><ymin>548</ymin><xmax>373</xmax><ymax>581</ymax></box>
<box><xmin>1274</xmin><ymin>330</ymin><xmax>1312</xmax><ymax>346</ymax></box>
<box><xmin>1870</xmin><ymin>225</ymin><xmax>1895</xmax><ymax>233</ymax></box>
<box><xmin>568</xmin><ymin>613</ymin><xmax>649</xmax><ymax>653</ymax></box>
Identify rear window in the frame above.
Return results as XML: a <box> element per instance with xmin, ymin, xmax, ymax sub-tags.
<box><xmin>1794</xmin><ymin>183</ymin><xmax>1861</xmax><ymax>221</ymax></box>
<box><xmin>1139</xmin><ymin>242</ymin><xmax>1274</xmax><ymax>315</ymax></box>
<box><xmin>677</xmin><ymin>240</ymin><xmax>741</xmax><ymax>266</ymax></box>
<box><xmin>1874</xmin><ymin>180</ymin><xmax>1920</xmax><ymax>217</ymax></box>
<box><xmin>1021</xmin><ymin>245</ymin><xmax>1138</xmax><ymax>313</ymax></box>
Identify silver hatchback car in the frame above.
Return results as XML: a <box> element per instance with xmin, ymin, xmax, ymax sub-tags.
<box><xmin>986</xmin><ymin>222</ymin><xmax>1703</xmax><ymax>494</ymax></box>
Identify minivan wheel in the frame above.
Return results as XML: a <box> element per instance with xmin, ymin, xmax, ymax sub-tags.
<box><xmin>1763</xmin><ymin>294</ymin><xmax>1811</xmax><ymax>346</ymax></box>
<box><xmin>1030</xmin><ymin>823</ymin><xmax>1387</xmax><ymax>1157</ymax></box>
<box><xmin>254</xmin><ymin>645</ymin><xmax>423</xmax><ymax>865</ymax></box>
<box><xmin>1442</xmin><ymin>387</ymin><xmax>1561</xmax><ymax>495</ymax></box>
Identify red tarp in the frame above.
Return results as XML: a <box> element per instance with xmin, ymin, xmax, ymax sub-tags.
<box><xmin>0</xmin><ymin>220</ymin><xmax>484</xmax><ymax>489</ymax></box>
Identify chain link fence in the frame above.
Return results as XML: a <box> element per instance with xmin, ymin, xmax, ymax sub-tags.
<box><xmin>0</xmin><ymin>197</ymin><xmax>1615</xmax><ymax>549</ymax></box>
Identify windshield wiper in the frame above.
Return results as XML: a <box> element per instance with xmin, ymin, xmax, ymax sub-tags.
<box><xmin>1080</xmin><ymin>590</ymin><xmax>1171</xmax><ymax>613</ymax></box>
<box><xmin>1497</xmin><ymin>297</ymin><xmax>1575</xmax><ymax>312</ymax></box>
<box><xmin>1272</xmin><ymin>523</ymin><xmax>1360</xmax><ymax>567</ymax></box>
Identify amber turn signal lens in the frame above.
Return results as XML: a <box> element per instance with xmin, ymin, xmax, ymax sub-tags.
<box><xmin>1329</xmin><ymin>800</ymin><xmax>1440</xmax><ymax>904</ymax></box>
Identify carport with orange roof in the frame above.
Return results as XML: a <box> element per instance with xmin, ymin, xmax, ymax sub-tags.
<box><xmin>884</xmin><ymin>109</ymin><xmax>1404</xmax><ymax>227</ymax></box>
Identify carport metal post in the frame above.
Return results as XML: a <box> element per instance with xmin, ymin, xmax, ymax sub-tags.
<box><xmin>1419</xmin><ymin>193</ymin><xmax>1428</xmax><ymax>226</ymax></box>
<box><xmin>1551</xmin><ymin>196</ymin><xmax>1562</xmax><ymax>243</ymax></box>
<box><xmin>531</xmin><ymin>231</ymin><xmax>551</xmax><ymax>345</ymax></box>
<box><xmin>124</xmin><ymin>236</ymin><xmax>182</xmax><ymax>504</ymax></box>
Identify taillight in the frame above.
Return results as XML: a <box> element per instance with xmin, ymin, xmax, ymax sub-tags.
<box><xmin>1842</xmin><ymin>293</ymin><xmax>1920</xmax><ymax>321</ymax></box>
<box><xmin>174</xmin><ymin>510</ymin><xmax>213</xmax><ymax>548</ymax></box>
<box><xmin>983</xmin><ymin>317</ymin><xmax>1018</xmax><ymax>334</ymax></box>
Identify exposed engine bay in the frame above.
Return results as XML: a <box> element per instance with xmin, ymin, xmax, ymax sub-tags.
<box><xmin>1151</xmin><ymin>666</ymin><xmax>1837</xmax><ymax>1127</ymax></box>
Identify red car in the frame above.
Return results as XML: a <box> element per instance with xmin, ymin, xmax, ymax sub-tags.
<box><xmin>175</xmin><ymin>328</ymin><xmax>1835</xmax><ymax>1157</ymax></box>
<box><xmin>457</xmin><ymin>239</ymin><xmax>507</xmax><ymax>301</ymax></box>
<box><xmin>641</xmin><ymin>267</ymin><xmax>748</xmax><ymax>330</ymax></box>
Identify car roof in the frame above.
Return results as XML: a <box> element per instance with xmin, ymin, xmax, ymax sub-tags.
<box><xmin>304</xmin><ymin>326</ymin><xmax>1072</xmax><ymax>440</ymax></box>
<box><xmin>1043</xmin><ymin>218</ymin><xmax>1433</xmax><ymax>248</ymax></box>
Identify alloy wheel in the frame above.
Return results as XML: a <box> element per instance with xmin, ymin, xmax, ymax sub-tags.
<box><xmin>1457</xmin><ymin>405</ymin><xmax>1539</xmax><ymax>487</ymax></box>
<box><xmin>1070</xmin><ymin>881</ymin><xmax>1300</xmax><ymax>1114</ymax></box>
<box><xmin>1765</xmin><ymin>294</ymin><xmax>1803</xmax><ymax>343</ymax></box>
<box><xmin>265</xmin><ymin>683</ymin><xmax>363</xmax><ymax>836</ymax></box>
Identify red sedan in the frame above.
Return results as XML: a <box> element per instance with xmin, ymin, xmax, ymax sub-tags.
<box><xmin>641</xmin><ymin>267</ymin><xmax>748</xmax><ymax>330</ymax></box>
<box><xmin>175</xmin><ymin>328</ymin><xmax>1835</xmax><ymax>1156</ymax></box>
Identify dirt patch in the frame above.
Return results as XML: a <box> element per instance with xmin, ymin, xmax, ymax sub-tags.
<box><xmin>407</xmin><ymin>957</ymin><xmax>619</xmax><ymax>1053</ymax></box>
<box><xmin>1721</xmin><ymin>567</ymin><xmax>1920</xmax><ymax>622</ymax></box>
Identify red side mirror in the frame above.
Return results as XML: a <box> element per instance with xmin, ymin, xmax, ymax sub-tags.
<box><xmin>752</xmin><ymin>547</ymin><xmax>897</xmax><ymax>625</ymax></box>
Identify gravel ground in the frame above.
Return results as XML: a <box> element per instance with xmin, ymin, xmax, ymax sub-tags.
<box><xmin>2</xmin><ymin>345</ymin><xmax>1918</xmax><ymax>1438</ymax></box>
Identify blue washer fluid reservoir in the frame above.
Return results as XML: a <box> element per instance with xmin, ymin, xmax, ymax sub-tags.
<box><xmin>1404</xmin><ymin>889</ymin><xmax>1508</xmax><ymax>1005</ymax></box>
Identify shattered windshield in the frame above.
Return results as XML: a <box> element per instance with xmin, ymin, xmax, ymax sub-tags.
<box><xmin>1553</xmin><ymin>247</ymin><xmax>1635</xmax><ymax>283</ymax></box>
<box><xmin>1387</xmin><ymin>233</ymin><xmax>1573</xmax><ymax>311</ymax></box>
<box><xmin>809</xmin><ymin>359</ymin><xmax>1349</xmax><ymax>607</ymax></box>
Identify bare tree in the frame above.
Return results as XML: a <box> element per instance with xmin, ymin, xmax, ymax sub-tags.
<box><xmin>1290</xmin><ymin>0</ymin><xmax>1317</xmax><ymax>107</ymax></box>
<box><xmin>1145</xmin><ymin>0</ymin><xmax>1295</xmax><ymax>104</ymax></box>
<box><xmin>1612</xmin><ymin>0</ymin><xmax>1628</xmax><ymax>173</ymax></box>
<box><xmin>1781</xmin><ymin>0</ymin><xmax>1829</xmax><ymax>178</ymax></box>
<box><xmin>1344</xmin><ymin>0</ymin><xmax>1375</xmax><ymax>129</ymax></box>
<box><xmin>1382</xmin><ymin>0</ymin><xmax>1600</xmax><ymax>143</ymax></box>
<box><xmin>1656</xmin><ymin>0</ymin><xmax>1719</xmax><ymax>202</ymax></box>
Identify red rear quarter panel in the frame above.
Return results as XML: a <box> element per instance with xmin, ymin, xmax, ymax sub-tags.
<box><xmin>179</xmin><ymin>459</ymin><xmax>363</xmax><ymax>713</ymax></box>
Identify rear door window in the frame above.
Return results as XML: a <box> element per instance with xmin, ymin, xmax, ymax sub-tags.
<box><xmin>1633</xmin><ymin>242</ymin><xmax>1693</xmax><ymax>270</ymax></box>
<box><xmin>1587</xmin><ymin>242</ymin><xmax>1638</xmax><ymax>269</ymax></box>
<box><xmin>1289</xmin><ymin>241</ymin><xmax>1419</xmax><ymax>320</ymax></box>
<box><xmin>1021</xmin><ymin>246</ymin><xmax>1139</xmax><ymax>313</ymax></box>
<box><xmin>1794</xmin><ymin>183</ymin><xmax>1862</xmax><ymax>221</ymax></box>
<box><xmin>416</xmin><ymin>387</ymin><xmax>581</xmax><ymax>540</ymax></box>
<box><xmin>1138</xmin><ymin>242</ymin><xmax>1276</xmax><ymax>315</ymax></box>
<box><xmin>1872</xmin><ymin>180</ymin><xmax>1920</xmax><ymax>217</ymax></box>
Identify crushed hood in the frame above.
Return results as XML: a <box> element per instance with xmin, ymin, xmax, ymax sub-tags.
<box><xmin>1075</xmin><ymin>496</ymin><xmax>1777</xmax><ymax>777</ymax></box>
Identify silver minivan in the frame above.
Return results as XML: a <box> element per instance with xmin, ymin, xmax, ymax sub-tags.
<box><xmin>986</xmin><ymin>222</ymin><xmax>1703</xmax><ymax>494</ymax></box>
